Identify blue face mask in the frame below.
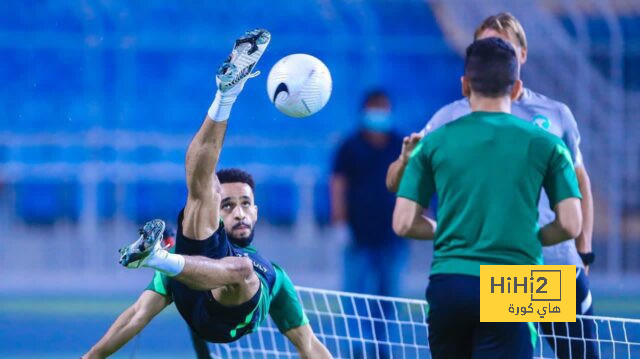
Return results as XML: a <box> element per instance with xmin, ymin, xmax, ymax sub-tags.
<box><xmin>362</xmin><ymin>109</ymin><xmax>393</xmax><ymax>132</ymax></box>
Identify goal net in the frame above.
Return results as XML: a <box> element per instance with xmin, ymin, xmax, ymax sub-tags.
<box><xmin>208</xmin><ymin>287</ymin><xmax>640</xmax><ymax>358</ymax></box>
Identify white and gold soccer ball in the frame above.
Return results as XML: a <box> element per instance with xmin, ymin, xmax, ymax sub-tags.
<box><xmin>266</xmin><ymin>54</ymin><xmax>332</xmax><ymax>118</ymax></box>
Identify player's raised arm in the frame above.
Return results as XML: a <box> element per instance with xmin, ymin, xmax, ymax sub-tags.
<box><xmin>83</xmin><ymin>290</ymin><xmax>170</xmax><ymax>359</ymax></box>
<box><xmin>284</xmin><ymin>324</ymin><xmax>332</xmax><ymax>359</ymax></box>
<box><xmin>392</xmin><ymin>137</ymin><xmax>437</xmax><ymax>239</ymax></box>
<box><xmin>560</xmin><ymin>103</ymin><xmax>594</xmax><ymax>269</ymax></box>
<box><xmin>387</xmin><ymin>104</ymin><xmax>455</xmax><ymax>193</ymax></box>
<box><xmin>268</xmin><ymin>265</ymin><xmax>333</xmax><ymax>358</ymax></box>
<box><xmin>182</xmin><ymin>29</ymin><xmax>270</xmax><ymax>241</ymax></box>
<box><xmin>386</xmin><ymin>132</ymin><xmax>422</xmax><ymax>193</ymax></box>
<box><xmin>574</xmin><ymin>165</ymin><xmax>594</xmax><ymax>268</ymax></box>
<box><xmin>182</xmin><ymin>115</ymin><xmax>227</xmax><ymax>240</ymax></box>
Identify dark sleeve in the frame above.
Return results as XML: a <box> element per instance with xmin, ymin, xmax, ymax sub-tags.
<box><xmin>189</xmin><ymin>329</ymin><xmax>212</xmax><ymax>359</ymax></box>
<box><xmin>269</xmin><ymin>264</ymin><xmax>309</xmax><ymax>333</ymax></box>
<box><xmin>332</xmin><ymin>138</ymin><xmax>352</xmax><ymax>176</ymax></box>
<box><xmin>397</xmin><ymin>140</ymin><xmax>435</xmax><ymax>209</ymax></box>
<box><xmin>543</xmin><ymin>138</ymin><xmax>582</xmax><ymax>207</ymax></box>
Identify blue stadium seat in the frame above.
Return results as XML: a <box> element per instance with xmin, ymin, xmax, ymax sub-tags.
<box><xmin>92</xmin><ymin>146</ymin><xmax>118</xmax><ymax>163</ymax></box>
<box><xmin>97</xmin><ymin>181</ymin><xmax>117</xmax><ymax>220</ymax></box>
<box><xmin>254</xmin><ymin>180</ymin><xmax>299</xmax><ymax>226</ymax></box>
<box><xmin>59</xmin><ymin>146</ymin><xmax>88</xmax><ymax>163</ymax></box>
<box><xmin>124</xmin><ymin>181</ymin><xmax>187</xmax><ymax>224</ymax></box>
<box><xmin>15</xmin><ymin>179</ymin><xmax>81</xmax><ymax>225</ymax></box>
<box><xmin>0</xmin><ymin>0</ymin><xmax>468</xmax><ymax>212</ymax></box>
<box><xmin>370</xmin><ymin>1</ymin><xmax>442</xmax><ymax>36</ymax></box>
<box><xmin>0</xmin><ymin>145</ymin><xmax>7</xmax><ymax>163</ymax></box>
<box><xmin>313</xmin><ymin>180</ymin><xmax>331</xmax><ymax>227</ymax></box>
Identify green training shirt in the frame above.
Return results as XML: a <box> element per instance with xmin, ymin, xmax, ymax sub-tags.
<box><xmin>397</xmin><ymin>111</ymin><xmax>582</xmax><ymax>277</ymax></box>
<box><xmin>146</xmin><ymin>247</ymin><xmax>308</xmax><ymax>334</ymax></box>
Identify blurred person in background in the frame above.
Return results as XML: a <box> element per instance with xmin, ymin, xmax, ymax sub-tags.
<box><xmin>331</xmin><ymin>89</ymin><xmax>408</xmax><ymax>298</ymax></box>
<box><xmin>330</xmin><ymin>90</ymin><xmax>407</xmax><ymax>358</ymax></box>
<box><xmin>386</xmin><ymin>13</ymin><xmax>596</xmax><ymax>359</ymax></box>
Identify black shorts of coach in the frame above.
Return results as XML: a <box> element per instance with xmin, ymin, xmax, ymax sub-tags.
<box><xmin>426</xmin><ymin>274</ymin><xmax>535</xmax><ymax>359</ymax></box>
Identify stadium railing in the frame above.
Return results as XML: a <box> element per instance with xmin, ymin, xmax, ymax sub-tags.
<box><xmin>206</xmin><ymin>286</ymin><xmax>640</xmax><ymax>359</ymax></box>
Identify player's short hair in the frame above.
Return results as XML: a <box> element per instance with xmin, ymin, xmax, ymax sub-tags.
<box><xmin>217</xmin><ymin>168</ymin><xmax>255</xmax><ymax>191</ymax></box>
<box><xmin>464</xmin><ymin>37</ymin><xmax>518</xmax><ymax>98</ymax></box>
<box><xmin>474</xmin><ymin>12</ymin><xmax>527</xmax><ymax>50</ymax></box>
<box><xmin>361</xmin><ymin>89</ymin><xmax>390</xmax><ymax>109</ymax></box>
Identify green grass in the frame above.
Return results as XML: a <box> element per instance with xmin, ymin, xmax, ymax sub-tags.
<box><xmin>0</xmin><ymin>298</ymin><xmax>134</xmax><ymax>316</ymax></box>
<box><xmin>595</xmin><ymin>297</ymin><xmax>640</xmax><ymax>317</ymax></box>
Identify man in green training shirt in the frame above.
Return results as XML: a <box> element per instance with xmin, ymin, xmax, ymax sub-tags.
<box><xmin>83</xmin><ymin>29</ymin><xmax>331</xmax><ymax>359</ymax></box>
<box><xmin>393</xmin><ymin>38</ymin><xmax>583</xmax><ymax>358</ymax></box>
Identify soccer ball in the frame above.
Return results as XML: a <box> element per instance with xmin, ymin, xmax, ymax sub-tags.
<box><xmin>267</xmin><ymin>54</ymin><xmax>332</xmax><ymax>118</ymax></box>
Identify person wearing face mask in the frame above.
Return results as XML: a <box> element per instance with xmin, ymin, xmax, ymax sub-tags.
<box><xmin>330</xmin><ymin>90</ymin><xmax>408</xmax><ymax>299</ymax></box>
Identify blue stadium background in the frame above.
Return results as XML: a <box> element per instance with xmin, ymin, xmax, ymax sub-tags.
<box><xmin>1</xmin><ymin>0</ymin><xmax>640</xmax><ymax>358</ymax></box>
<box><xmin>1</xmin><ymin>1</ymin><xmax>464</xmax><ymax>226</ymax></box>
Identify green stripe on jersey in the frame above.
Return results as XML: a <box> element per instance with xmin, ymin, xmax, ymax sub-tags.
<box><xmin>528</xmin><ymin>322</ymin><xmax>538</xmax><ymax>349</ymax></box>
<box><xmin>230</xmin><ymin>293</ymin><xmax>261</xmax><ymax>338</ymax></box>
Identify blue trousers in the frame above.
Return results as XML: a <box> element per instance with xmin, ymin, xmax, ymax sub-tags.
<box><xmin>343</xmin><ymin>241</ymin><xmax>408</xmax><ymax>358</ymax></box>
<box><xmin>343</xmin><ymin>242</ymin><xmax>408</xmax><ymax>296</ymax></box>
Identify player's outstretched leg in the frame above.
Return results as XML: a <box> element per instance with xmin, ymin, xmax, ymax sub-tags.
<box><xmin>118</xmin><ymin>218</ymin><xmax>187</xmax><ymax>277</ymax></box>
<box><xmin>118</xmin><ymin>219</ymin><xmax>166</xmax><ymax>268</ymax></box>
<box><xmin>207</xmin><ymin>28</ymin><xmax>270</xmax><ymax>124</ymax></box>
<box><xmin>119</xmin><ymin>219</ymin><xmax>256</xmax><ymax>300</ymax></box>
<box><xmin>216</xmin><ymin>28</ymin><xmax>270</xmax><ymax>94</ymax></box>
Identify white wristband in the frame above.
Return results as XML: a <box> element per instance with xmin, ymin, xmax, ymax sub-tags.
<box><xmin>207</xmin><ymin>91</ymin><xmax>237</xmax><ymax>122</ymax></box>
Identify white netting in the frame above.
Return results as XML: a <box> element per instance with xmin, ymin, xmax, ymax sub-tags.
<box><xmin>537</xmin><ymin>315</ymin><xmax>640</xmax><ymax>359</ymax></box>
<box><xmin>208</xmin><ymin>287</ymin><xmax>640</xmax><ymax>359</ymax></box>
<box><xmin>211</xmin><ymin>287</ymin><xmax>429</xmax><ymax>358</ymax></box>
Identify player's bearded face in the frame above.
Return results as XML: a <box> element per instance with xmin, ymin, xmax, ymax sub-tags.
<box><xmin>229</xmin><ymin>224</ymin><xmax>255</xmax><ymax>247</ymax></box>
<box><xmin>220</xmin><ymin>182</ymin><xmax>258</xmax><ymax>247</ymax></box>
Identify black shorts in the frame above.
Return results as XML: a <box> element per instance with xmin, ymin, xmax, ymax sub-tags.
<box><xmin>170</xmin><ymin>210</ymin><xmax>262</xmax><ymax>343</ymax></box>
<box><xmin>426</xmin><ymin>274</ymin><xmax>534</xmax><ymax>359</ymax></box>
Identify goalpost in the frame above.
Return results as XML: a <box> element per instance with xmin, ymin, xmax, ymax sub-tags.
<box><xmin>209</xmin><ymin>287</ymin><xmax>640</xmax><ymax>359</ymax></box>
